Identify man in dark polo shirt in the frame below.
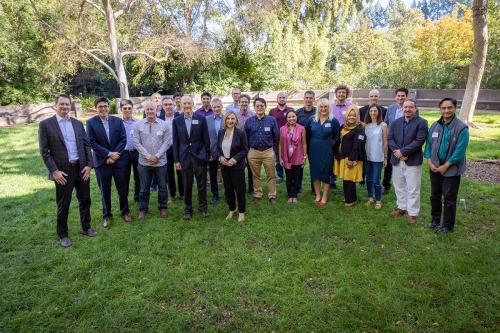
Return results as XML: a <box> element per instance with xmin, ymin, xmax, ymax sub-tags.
<box><xmin>244</xmin><ymin>98</ymin><xmax>280</xmax><ymax>204</ymax></box>
<box><xmin>269</xmin><ymin>92</ymin><xmax>294</xmax><ymax>184</ymax></box>
<box><xmin>295</xmin><ymin>90</ymin><xmax>317</xmax><ymax>194</ymax></box>
<box><xmin>359</xmin><ymin>89</ymin><xmax>387</xmax><ymax>121</ymax></box>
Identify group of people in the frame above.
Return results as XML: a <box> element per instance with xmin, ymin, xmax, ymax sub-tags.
<box><xmin>38</xmin><ymin>86</ymin><xmax>469</xmax><ymax>247</ymax></box>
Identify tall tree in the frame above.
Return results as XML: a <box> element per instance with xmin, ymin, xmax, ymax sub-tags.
<box><xmin>30</xmin><ymin>0</ymin><xmax>173</xmax><ymax>99</ymax></box>
<box><xmin>459</xmin><ymin>0</ymin><xmax>488</xmax><ymax>126</ymax></box>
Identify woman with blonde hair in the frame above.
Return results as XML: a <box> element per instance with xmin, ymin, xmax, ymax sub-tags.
<box><xmin>334</xmin><ymin>106</ymin><xmax>367</xmax><ymax>206</ymax></box>
<box><xmin>305</xmin><ymin>98</ymin><xmax>340</xmax><ymax>206</ymax></box>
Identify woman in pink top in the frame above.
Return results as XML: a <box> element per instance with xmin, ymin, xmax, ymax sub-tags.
<box><xmin>279</xmin><ymin>111</ymin><xmax>307</xmax><ymax>204</ymax></box>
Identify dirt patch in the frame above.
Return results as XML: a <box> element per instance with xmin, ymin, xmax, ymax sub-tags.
<box><xmin>463</xmin><ymin>160</ymin><xmax>500</xmax><ymax>184</ymax></box>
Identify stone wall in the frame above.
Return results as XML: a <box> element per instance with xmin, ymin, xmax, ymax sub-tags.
<box><xmin>0</xmin><ymin>102</ymin><xmax>82</xmax><ymax>127</ymax></box>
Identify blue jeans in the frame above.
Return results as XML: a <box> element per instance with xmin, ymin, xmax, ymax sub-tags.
<box><xmin>365</xmin><ymin>161</ymin><xmax>383</xmax><ymax>201</ymax></box>
<box><xmin>138</xmin><ymin>163</ymin><xmax>168</xmax><ymax>212</ymax></box>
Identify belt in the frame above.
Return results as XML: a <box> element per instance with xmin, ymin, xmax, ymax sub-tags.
<box><xmin>439</xmin><ymin>159</ymin><xmax>446</xmax><ymax>165</ymax></box>
<box><xmin>124</xmin><ymin>149</ymin><xmax>136</xmax><ymax>153</ymax></box>
<box><xmin>254</xmin><ymin>147</ymin><xmax>271</xmax><ymax>151</ymax></box>
<box><xmin>69</xmin><ymin>160</ymin><xmax>79</xmax><ymax>167</ymax></box>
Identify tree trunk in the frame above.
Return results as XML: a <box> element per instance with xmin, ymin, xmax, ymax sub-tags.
<box><xmin>459</xmin><ymin>0</ymin><xmax>488</xmax><ymax>127</ymax></box>
<box><xmin>102</xmin><ymin>0</ymin><xmax>129</xmax><ymax>99</ymax></box>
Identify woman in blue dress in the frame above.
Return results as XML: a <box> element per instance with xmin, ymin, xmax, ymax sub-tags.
<box><xmin>305</xmin><ymin>98</ymin><xmax>340</xmax><ymax>206</ymax></box>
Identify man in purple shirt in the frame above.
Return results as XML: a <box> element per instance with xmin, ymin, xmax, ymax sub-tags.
<box><xmin>236</xmin><ymin>94</ymin><xmax>256</xmax><ymax>196</ymax></box>
<box><xmin>195</xmin><ymin>92</ymin><xmax>214</xmax><ymax>117</ymax></box>
<box><xmin>330</xmin><ymin>84</ymin><xmax>354</xmax><ymax>189</ymax></box>
<box><xmin>269</xmin><ymin>92</ymin><xmax>295</xmax><ymax>184</ymax></box>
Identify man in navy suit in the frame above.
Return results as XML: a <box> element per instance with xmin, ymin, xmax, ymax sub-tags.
<box><xmin>172</xmin><ymin>95</ymin><xmax>212</xmax><ymax>220</ymax></box>
<box><xmin>86</xmin><ymin>97</ymin><xmax>130</xmax><ymax>228</ymax></box>
<box><xmin>206</xmin><ymin>98</ymin><xmax>225</xmax><ymax>204</ymax></box>
<box><xmin>39</xmin><ymin>94</ymin><xmax>98</xmax><ymax>247</ymax></box>
<box><xmin>387</xmin><ymin>98</ymin><xmax>428</xmax><ymax>224</ymax></box>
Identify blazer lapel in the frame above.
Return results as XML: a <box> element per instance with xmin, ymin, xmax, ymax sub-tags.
<box><xmin>49</xmin><ymin>115</ymin><xmax>65</xmax><ymax>144</ymax></box>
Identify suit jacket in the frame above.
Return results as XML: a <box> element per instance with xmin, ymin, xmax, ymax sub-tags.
<box><xmin>86</xmin><ymin>115</ymin><xmax>127</xmax><ymax>169</ymax></box>
<box><xmin>172</xmin><ymin>113</ymin><xmax>211</xmax><ymax>169</ymax></box>
<box><xmin>217</xmin><ymin>127</ymin><xmax>248</xmax><ymax>170</ymax></box>
<box><xmin>387</xmin><ymin>115</ymin><xmax>428</xmax><ymax>167</ymax></box>
<box><xmin>206</xmin><ymin>114</ymin><xmax>225</xmax><ymax>159</ymax></box>
<box><xmin>384</xmin><ymin>103</ymin><xmax>419</xmax><ymax>129</ymax></box>
<box><xmin>39</xmin><ymin>115</ymin><xmax>93</xmax><ymax>180</ymax></box>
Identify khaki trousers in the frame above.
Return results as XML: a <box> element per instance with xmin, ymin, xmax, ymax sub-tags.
<box><xmin>248</xmin><ymin>148</ymin><xmax>276</xmax><ymax>199</ymax></box>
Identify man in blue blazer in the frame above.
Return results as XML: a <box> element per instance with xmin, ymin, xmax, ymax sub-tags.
<box><xmin>206</xmin><ymin>98</ymin><xmax>225</xmax><ymax>204</ymax></box>
<box><xmin>86</xmin><ymin>97</ymin><xmax>130</xmax><ymax>227</ymax></box>
<box><xmin>387</xmin><ymin>98</ymin><xmax>428</xmax><ymax>224</ymax></box>
<box><xmin>173</xmin><ymin>95</ymin><xmax>212</xmax><ymax>220</ymax></box>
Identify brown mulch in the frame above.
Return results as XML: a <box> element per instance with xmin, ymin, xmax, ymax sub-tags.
<box><xmin>463</xmin><ymin>159</ymin><xmax>500</xmax><ymax>184</ymax></box>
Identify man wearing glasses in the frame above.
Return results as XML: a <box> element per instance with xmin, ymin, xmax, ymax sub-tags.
<box><xmin>226</xmin><ymin>88</ymin><xmax>241</xmax><ymax>113</ymax></box>
<box><xmin>244</xmin><ymin>98</ymin><xmax>279</xmax><ymax>204</ymax></box>
<box><xmin>86</xmin><ymin>97</ymin><xmax>130</xmax><ymax>228</ymax></box>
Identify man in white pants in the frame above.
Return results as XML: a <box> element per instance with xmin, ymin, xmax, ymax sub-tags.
<box><xmin>387</xmin><ymin>99</ymin><xmax>428</xmax><ymax>224</ymax></box>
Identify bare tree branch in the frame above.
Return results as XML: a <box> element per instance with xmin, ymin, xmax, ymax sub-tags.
<box><xmin>114</xmin><ymin>0</ymin><xmax>137</xmax><ymax>19</ymax></box>
<box><xmin>83</xmin><ymin>0</ymin><xmax>105</xmax><ymax>15</ymax></box>
<box><xmin>29</xmin><ymin>0</ymin><xmax>120</xmax><ymax>83</ymax></box>
<box><xmin>121</xmin><ymin>50</ymin><xmax>170</xmax><ymax>62</ymax></box>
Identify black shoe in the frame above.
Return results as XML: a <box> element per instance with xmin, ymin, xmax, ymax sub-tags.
<box><xmin>428</xmin><ymin>221</ymin><xmax>441</xmax><ymax>229</ymax></box>
<box><xmin>436</xmin><ymin>226</ymin><xmax>454</xmax><ymax>234</ymax></box>
<box><xmin>183</xmin><ymin>213</ymin><xmax>192</xmax><ymax>220</ymax></box>
<box><xmin>210</xmin><ymin>196</ymin><xmax>219</xmax><ymax>205</ymax></box>
<box><xmin>201</xmin><ymin>211</ymin><xmax>210</xmax><ymax>218</ymax></box>
<box><xmin>382</xmin><ymin>188</ymin><xmax>390</xmax><ymax>195</ymax></box>
<box><xmin>269</xmin><ymin>198</ymin><xmax>276</xmax><ymax>205</ymax></box>
<box><xmin>276</xmin><ymin>178</ymin><xmax>283</xmax><ymax>185</ymax></box>
<box><xmin>329</xmin><ymin>184</ymin><xmax>336</xmax><ymax>191</ymax></box>
<box><xmin>249</xmin><ymin>190</ymin><xmax>255</xmax><ymax>197</ymax></box>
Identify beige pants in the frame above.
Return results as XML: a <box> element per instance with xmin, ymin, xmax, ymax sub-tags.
<box><xmin>248</xmin><ymin>148</ymin><xmax>276</xmax><ymax>199</ymax></box>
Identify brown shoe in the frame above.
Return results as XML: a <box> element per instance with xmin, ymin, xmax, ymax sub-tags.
<box><xmin>81</xmin><ymin>228</ymin><xmax>98</xmax><ymax>237</ymax></box>
<box><xmin>382</xmin><ymin>188</ymin><xmax>390</xmax><ymax>195</ymax></box>
<box><xmin>407</xmin><ymin>216</ymin><xmax>417</xmax><ymax>224</ymax></box>
<box><xmin>390</xmin><ymin>208</ymin><xmax>407</xmax><ymax>216</ymax></box>
<box><xmin>179</xmin><ymin>196</ymin><xmax>184</xmax><ymax>201</ymax></box>
<box><xmin>160</xmin><ymin>209</ymin><xmax>168</xmax><ymax>218</ymax></box>
<box><xmin>122</xmin><ymin>214</ymin><xmax>132</xmax><ymax>222</ymax></box>
<box><xmin>168</xmin><ymin>197</ymin><xmax>176</xmax><ymax>204</ymax></box>
<box><xmin>103</xmin><ymin>218</ymin><xmax>110</xmax><ymax>228</ymax></box>
<box><xmin>138</xmin><ymin>211</ymin><xmax>147</xmax><ymax>220</ymax></box>
<box><xmin>60</xmin><ymin>237</ymin><xmax>72</xmax><ymax>247</ymax></box>
<box><xmin>252</xmin><ymin>197</ymin><xmax>261</xmax><ymax>203</ymax></box>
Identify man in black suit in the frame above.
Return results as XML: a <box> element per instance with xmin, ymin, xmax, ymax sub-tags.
<box><xmin>38</xmin><ymin>94</ymin><xmax>98</xmax><ymax>247</ymax></box>
<box><xmin>86</xmin><ymin>97</ymin><xmax>130</xmax><ymax>228</ymax></box>
<box><xmin>206</xmin><ymin>98</ymin><xmax>225</xmax><ymax>204</ymax></box>
<box><xmin>172</xmin><ymin>95</ymin><xmax>212</xmax><ymax>220</ymax></box>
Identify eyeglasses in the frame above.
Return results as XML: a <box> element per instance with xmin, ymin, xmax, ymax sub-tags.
<box><xmin>121</xmin><ymin>107</ymin><xmax>132</xmax><ymax>110</ymax></box>
<box><xmin>97</xmin><ymin>105</ymin><xmax>109</xmax><ymax>109</ymax></box>
<box><xmin>254</xmin><ymin>105</ymin><xmax>265</xmax><ymax>108</ymax></box>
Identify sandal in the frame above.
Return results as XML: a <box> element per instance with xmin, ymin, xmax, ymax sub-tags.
<box><xmin>375</xmin><ymin>201</ymin><xmax>382</xmax><ymax>210</ymax></box>
<box><xmin>365</xmin><ymin>198</ymin><xmax>374</xmax><ymax>206</ymax></box>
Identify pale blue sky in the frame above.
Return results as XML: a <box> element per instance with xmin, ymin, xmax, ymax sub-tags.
<box><xmin>374</xmin><ymin>0</ymin><xmax>414</xmax><ymax>8</ymax></box>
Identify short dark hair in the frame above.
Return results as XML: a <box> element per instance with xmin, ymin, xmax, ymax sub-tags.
<box><xmin>439</xmin><ymin>97</ymin><xmax>457</xmax><ymax>108</ymax></box>
<box><xmin>120</xmin><ymin>99</ymin><xmax>133</xmax><ymax>108</ymax></box>
<box><xmin>286</xmin><ymin>110</ymin><xmax>297</xmax><ymax>118</ymax></box>
<box><xmin>304</xmin><ymin>90</ymin><xmax>315</xmax><ymax>98</ymax></box>
<box><xmin>173</xmin><ymin>92</ymin><xmax>184</xmax><ymax>99</ymax></box>
<box><xmin>162</xmin><ymin>96</ymin><xmax>173</xmax><ymax>103</ymax></box>
<box><xmin>335</xmin><ymin>84</ymin><xmax>350</xmax><ymax>97</ymax></box>
<box><xmin>240</xmin><ymin>94</ymin><xmax>251</xmax><ymax>103</ymax></box>
<box><xmin>201</xmin><ymin>92</ymin><xmax>212</xmax><ymax>99</ymax></box>
<box><xmin>404</xmin><ymin>98</ymin><xmax>417</xmax><ymax>107</ymax></box>
<box><xmin>253</xmin><ymin>97</ymin><xmax>267</xmax><ymax>108</ymax></box>
<box><xmin>55</xmin><ymin>94</ymin><xmax>71</xmax><ymax>104</ymax></box>
<box><xmin>94</xmin><ymin>96</ymin><xmax>110</xmax><ymax>107</ymax></box>
<box><xmin>395</xmin><ymin>88</ymin><xmax>409</xmax><ymax>96</ymax></box>
<box><xmin>363</xmin><ymin>104</ymin><xmax>383</xmax><ymax>125</ymax></box>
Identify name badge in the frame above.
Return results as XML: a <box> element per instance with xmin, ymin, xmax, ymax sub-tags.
<box><xmin>358</xmin><ymin>135</ymin><xmax>365</xmax><ymax>140</ymax></box>
<box><xmin>342</xmin><ymin>111</ymin><xmax>346</xmax><ymax>114</ymax></box>
<box><xmin>192</xmin><ymin>120</ymin><xmax>199</xmax><ymax>125</ymax></box>
<box><xmin>432</xmin><ymin>132</ymin><xmax>439</xmax><ymax>138</ymax></box>
<box><xmin>325</xmin><ymin>123</ymin><xmax>331</xmax><ymax>128</ymax></box>
<box><xmin>373</xmin><ymin>130</ymin><xmax>380</xmax><ymax>134</ymax></box>
<box><xmin>284</xmin><ymin>112</ymin><xmax>287</xmax><ymax>117</ymax></box>
<box><xmin>264</xmin><ymin>127</ymin><xmax>270</xmax><ymax>131</ymax></box>
<box><xmin>156</xmin><ymin>131</ymin><xmax>163</xmax><ymax>136</ymax></box>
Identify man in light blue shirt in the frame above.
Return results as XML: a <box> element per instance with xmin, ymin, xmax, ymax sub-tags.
<box><xmin>225</xmin><ymin>88</ymin><xmax>241</xmax><ymax>113</ymax></box>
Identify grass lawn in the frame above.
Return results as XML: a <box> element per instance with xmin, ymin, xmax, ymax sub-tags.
<box><xmin>0</xmin><ymin>111</ymin><xmax>499</xmax><ymax>332</ymax></box>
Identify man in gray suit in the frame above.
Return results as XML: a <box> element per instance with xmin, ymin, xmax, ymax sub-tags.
<box><xmin>206</xmin><ymin>98</ymin><xmax>224</xmax><ymax>204</ymax></box>
<box><xmin>387</xmin><ymin>98</ymin><xmax>428</xmax><ymax>224</ymax></box>
<box><xmin>38</xmin><ymin>94</ymin><xmax>98</xmax><ymax>247</ymax></box>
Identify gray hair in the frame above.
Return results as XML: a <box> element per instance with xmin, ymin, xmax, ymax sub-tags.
<box><xmin>212</xmin><ymin>98</ymin><xmax>223</xmax><ymax>107</ymax></box>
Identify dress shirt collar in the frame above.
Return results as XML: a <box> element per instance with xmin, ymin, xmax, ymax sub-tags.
<box><xmin>55</xmin><ymin>113</ymin><xmax>71</xmax><ymax>122</ymax></box>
